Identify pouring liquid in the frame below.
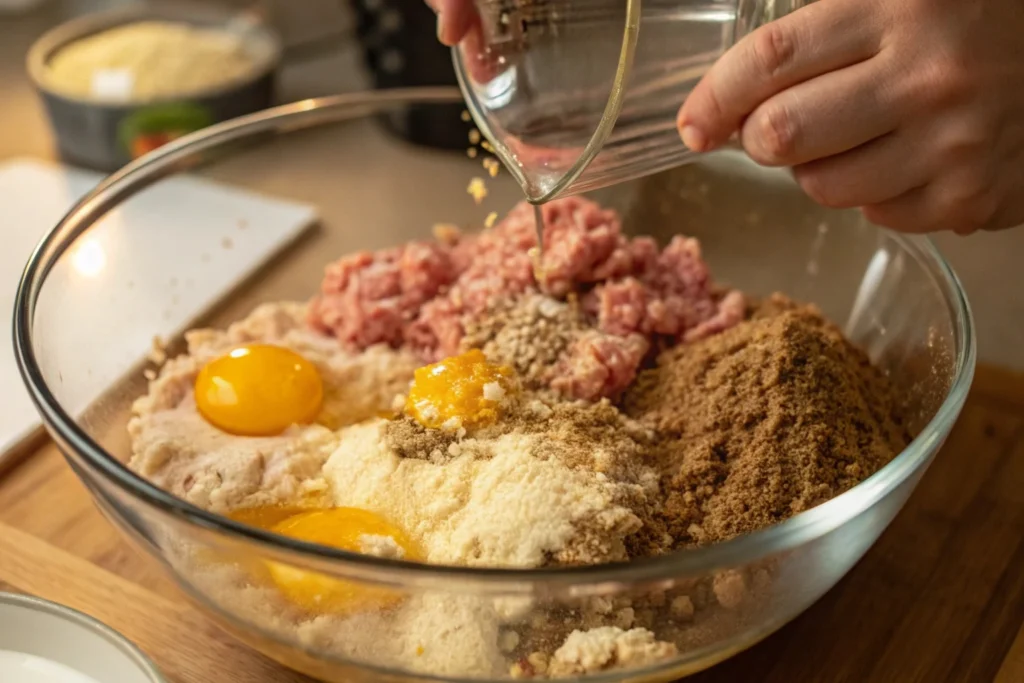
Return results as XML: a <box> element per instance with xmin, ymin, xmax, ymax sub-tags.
<box><xmin>529</xmin><ymin>203</ymin><xmax>546</xmax><ymax>285</ymax></box>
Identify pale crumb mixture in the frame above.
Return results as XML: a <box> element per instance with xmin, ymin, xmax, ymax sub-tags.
<box><xmin>545</xmin><ymin>628</ymin><xmax>678</xmax><ymax>678</ymax></box>
<box><xmin>358</xmin><ymin>534</ymin><xmax>406</xmax><ymax>559</ymax></box>
<box><xmin>129</xmin><ymin>303</ymin><xmax>419</xmax><ymax>512</ymax></box>
<box><xmin>325</xmin><ymin>408</ymin><xmax>657</xmax><ymax>567</ymax></box>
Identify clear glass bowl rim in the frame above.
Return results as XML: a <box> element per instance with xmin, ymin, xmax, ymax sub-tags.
<box><xmin>13</xmin><ymin>87</ymin><xmax>977</xmax><ymax>588</ymax></box>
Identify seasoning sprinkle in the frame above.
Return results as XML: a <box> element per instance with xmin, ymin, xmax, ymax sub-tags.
<box><xmin>467</xmin><ymin>177</ymin><xmax>488</xmax><ymax>204</ymax></box>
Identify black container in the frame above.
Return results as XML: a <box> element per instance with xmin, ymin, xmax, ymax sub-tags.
<box><xmin>27</xmin><ymin>3</ymin><xmax>281</xmax><ymax>173</ymax></box>
<box><xmin>349</xmin><ymin>0</ymin><xmax>474</xmax><ymax>150</ymax></box>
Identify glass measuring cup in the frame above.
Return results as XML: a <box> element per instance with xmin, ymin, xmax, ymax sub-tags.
<box><xmin>453</xmin><ymin>0</ymin><xmax>814</xmax><ymax>203</ymax></box>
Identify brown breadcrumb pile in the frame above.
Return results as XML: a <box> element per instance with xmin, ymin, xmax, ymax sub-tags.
<box><xmin>625</xmin><ymin>295</ymin><xmax>912</xmax><ymax>549</ymax></box>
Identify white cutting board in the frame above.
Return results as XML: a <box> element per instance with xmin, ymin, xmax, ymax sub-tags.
<box><xmin>0</xmin><ymin>158</ymin><xmax>317</xmax><ymax>460</ymax></box>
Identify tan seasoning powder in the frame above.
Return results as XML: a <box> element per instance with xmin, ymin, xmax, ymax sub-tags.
<box><xmin>625</xmin><ymin>295</ymin><xmax>912</xmax><ymax>549</ymax></box>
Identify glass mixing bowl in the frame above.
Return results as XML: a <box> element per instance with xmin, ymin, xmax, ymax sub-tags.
<box><xmin>14</xmin><ymin>89</ymin><xmax>975</xmax><ymax>683</ymax></box>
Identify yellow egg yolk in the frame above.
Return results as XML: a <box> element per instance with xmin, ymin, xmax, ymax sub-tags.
<box><xmin>194</xmin><ymin>344</ymin><xmax>323</xmax><ymax>436</ymax></box>
<box><xmin>405</xmin><ymin>349</ymin><xmax>515</xmax><ymax>431</ymax></box>
<box><xmin>228</xmin><ymin>505</ymin><xmax>313</xmax><ymax>529</ymax></box>
<box><xmin>263</xmin><ymin>508</ymin><xmax>421</xmax><ymax>614</ymax></box>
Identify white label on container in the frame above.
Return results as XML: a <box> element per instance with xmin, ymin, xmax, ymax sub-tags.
<box><xmin>90</xmin><ymin>68</ymin><xmax>134</xmax><ymax>102</ymax></box>
<box><xmin>0</xmin><ymin>650</ymin><xmax>102</xmax><ymax>683</ymax></box>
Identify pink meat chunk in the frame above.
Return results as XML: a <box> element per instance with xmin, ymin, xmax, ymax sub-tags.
<box><xmin>307</xmin><ymin>197</ymin><xmax>745</xmax><ymax>400</ymax></box>
<box><xmin>307</xmin><ymin>241</ymin><xmax>459</xmax><ymax>349</ymax></box>
<box><xmin>551</xmin><ymin>332</ymin><xmax>650</xmax><ymax>402</ymax></box>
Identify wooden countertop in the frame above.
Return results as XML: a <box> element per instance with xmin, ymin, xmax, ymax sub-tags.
<box><xmin>0</xmin><ymin>364</ymin><xmax>1022</xmax><ymax>682</ymax></box>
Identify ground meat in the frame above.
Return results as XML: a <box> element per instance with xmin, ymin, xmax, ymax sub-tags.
<box><xmin>307</xmin><ymin>197</ymin><xmax>744</xmax><ymax>400</ymax></box>
<box><xmin>534</xmin><ymin>199</ymin><xmax>646</xmax><ymax>295</ymax></box>
<box><xmin>308</xmin><ymin>241</ymin><xmax>461</xmax><ymax>348</ymax></box>
<box><xmin>583</xmin><ymin>236</ymin><xmax>744</xmax><ymax>341</ymax></box>
<box><xmin>550</xmin><ymin>331</ymin><xmax>650</xmax><ymax>402</ymax></box>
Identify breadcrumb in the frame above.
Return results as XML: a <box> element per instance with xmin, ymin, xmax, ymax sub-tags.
<box><xmin>148</xmin><ymin>336</ymin><xmax>167</xmax><ymax>365</ymax></box>
<box><xmin>467</xmin><ymin>177</ymin><xmax>488</xmax><ymax>204</ymax></box>
<box><xmin>432</xmin><ymin>223</ymin><xmax>461</xmax><ymax>244</ymax></box>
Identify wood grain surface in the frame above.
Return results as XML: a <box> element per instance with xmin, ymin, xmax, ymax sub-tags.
<box><xmin>1</xmin><ymin>364</ymin><xmax>1023</xmax><ymax>683</ymax></box>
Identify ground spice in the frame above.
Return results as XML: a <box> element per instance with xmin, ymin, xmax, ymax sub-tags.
<box><xmin>383</xmin><ymin>416</ymin><xmax>458</xmax><ymax>461</ymax></box>
<box><xmin>624</xmin><ymin>294</ymin><xmax>912</xmax><ymax>548</ymax></box>
<box><xmin>462</xmin><ymin>294</ymin><xmax>589</xmax><ymax>389</ymax></box>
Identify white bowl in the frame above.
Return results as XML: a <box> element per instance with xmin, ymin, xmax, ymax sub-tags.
<box><xmin>0</xmin><ymin>593</ymin><xmax>164</xmax><ymax>683</ymax></box>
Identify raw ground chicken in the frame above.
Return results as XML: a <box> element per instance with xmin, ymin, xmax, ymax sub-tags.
<box><xmin>308</xmin><ymin>197</ymin><xmax>745</xmax><ymax>400</ymax></box>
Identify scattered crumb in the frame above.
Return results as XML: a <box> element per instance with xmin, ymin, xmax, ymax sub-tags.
<box><xmin>221</xmin><ymin>237</ymin><xmax>233</xmax><ymax>250</ymax></box>
<box><xmin>358</xmin><ymin>534</ymin><xmax>406</xmax><ymax>560</ymax></box>
<box><xmin>484</xmin><ymin>212</ymin><xmax>498</xmax><ymax>229</ymax></box>
<box><xmin>712</xmin><ymin>571</ymin><xmax>747</xmax><ymax>610</ymax></box>
<box><xmin>511</xmin><ymin>651</ymin><xmax>549</xmax><ymax>679</ymax></box>
<box><xmin>547</xmin><ymin>627</ymin><xmax>677</xmax><ymax>677</ymax></box>
<box><xmin>483</xmin><ymin>157</ymin><xmax>500</xmax><ymax>177</ymax></box>
<box><xmin>469</xmin><ymin>129</ymin><xmax>481</xmax><ymax>145</ymax></box>
<box><xmin>467</xmin><ymin>147</ymin><xmax>478</xmax><ymax>159</ymax></box>
<box><xmin>498</xmin><ymin>631</ymin><xmax>521</xmax><ymax>653</ymax></box>
<box><xmin>143</xmin><ymin>368</ymin><xmax>156</xmax><ymax>381</ymax></box>
<box><xmin>148</xmin><ymin>336</ymin><xmax>167</xmax><ymax>365</ymax></box>
<box><xmin>670</xmin><ymin>595</ymin><xmax>694</xmax><ymax>620</ymax></box>
<box><xmin>467</xmin><ymin>177</ymin><xmax>488</xmax><ymax>205</ymax></box>
<box><xmin>432</xmin><ymin>223</ymin><xmax>461</xmax><ymax>244</ymax></box>
<box><xmin>461</xmin><ymin>110</ymin><xmax>471</xmax><ymax>122</ymax></box>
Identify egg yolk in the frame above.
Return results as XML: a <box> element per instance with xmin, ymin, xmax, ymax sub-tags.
<box><xmin>265</xmin><ymin>508</ymin><xmax>421</xmax><ymax>614</ymax></box>
<box><xmin>405</xmin><ymin>349</ymin><xmax>515</xmax><ymax>431</ymax></box>
<box><xmin>228</xmin><ymin>505</ymin><xmax>313</xmax><ymax>529</ymax></box>
<box><xmin>194</xmin><ymin>344</ymin><xmax>323</xmax><ymax>436</ymax></box>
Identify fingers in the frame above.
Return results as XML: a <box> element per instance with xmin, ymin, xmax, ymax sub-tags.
<box><xmin>861</xmin><ymin>177</ymin><xmax>998</xmax><ymax>235</ymax></box>
<box><xmin>791</xmin><ymin>131</ymin><xmax>927</xmax><ymax>209</ymax></box>
<box><xmin>741</xmin><ymin>57</ymin><xmax>900</xmax><ymax>167</ymax></box>
<box><xmin>678</xmin><ymin>0</ymin><xmax>883</xmax><ymax>152</ymax></box>
<box><xmin>434</xmin><ymin>0</ymin><xmax>476</xmax><ymax>46</ymax></box>
<box><xmin>860</xmin><ymin>186</ymin><xmax>938</xmax><ymax>233</ymax></box>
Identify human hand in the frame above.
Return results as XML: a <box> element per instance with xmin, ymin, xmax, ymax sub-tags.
<box><xmin>426</xmin><ymin>0</ymin><xmax>475</xmax><ymax>46</ymax></box>
<box><xmin>677</xmin><ymin>0</ymin><xmax>1024</xmax><ymax>234</ymax></box>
